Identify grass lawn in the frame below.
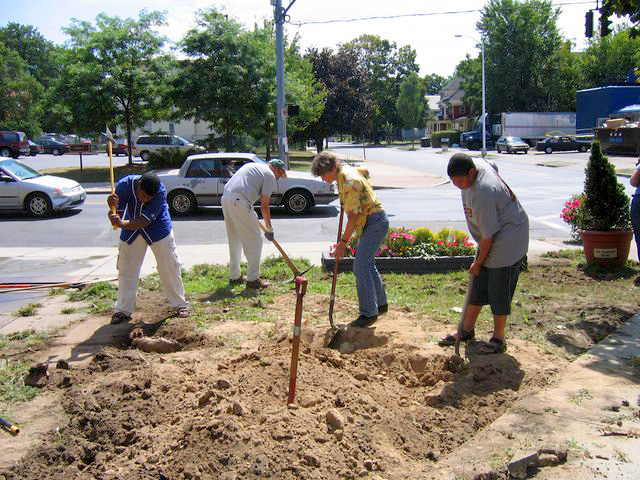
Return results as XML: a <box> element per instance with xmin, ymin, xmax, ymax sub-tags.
<box><xmin>40</xmin><ymin>164</ymin><xmax>148</xmax><ymax>184</ymax></box>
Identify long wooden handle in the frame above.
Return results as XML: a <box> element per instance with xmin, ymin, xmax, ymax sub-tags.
<box><xmin>107</xmin><ymin>140</ymin><xmax>117</xmax><ymax>230</ymax></box>
<box><xmin>328</xmin><ymin>206</ymin><xmax>344</xmax><ymax>328</ymax></box>
<box><xmin>257</xmin><ymin>222</ymin><xmax>300</xmax><ymax>275</ymax></box>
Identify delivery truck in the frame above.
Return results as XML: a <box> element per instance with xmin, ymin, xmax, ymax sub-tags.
<box><xmin>461</xmin><ymin>112</ymin><xmax>577</xmax><ymax>150</ymax></box>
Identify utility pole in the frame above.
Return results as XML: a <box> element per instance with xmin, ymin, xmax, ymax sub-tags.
<box><xmin>273</xmin><ymin>0</ymin><xmax>288</xmax><ymax>168</ymax></box>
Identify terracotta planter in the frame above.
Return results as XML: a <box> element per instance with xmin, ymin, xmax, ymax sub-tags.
<box><xmin>321</xmin><ymin>252</ymin><xmax>474</xmax><ymax>274</ymax></box>
<box><xmin>578</xmin><ymin>229</ymin><xmax>633</xmax><ymax>266</ymax></box>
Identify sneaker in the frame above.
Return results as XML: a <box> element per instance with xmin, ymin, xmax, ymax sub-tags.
<box><xmin>378</xmin><ymin>304</ymin><xmax>388</xmax><ymax>315</ymax></box>
<box><xmin>349</xmin><ymin>314</ymin><xmax>378</xmax><ymax>328</ymax></box>
<box><xmin>246</xmin><ymin>278</ymin><xmax>270</xmax><ymax>289</ymax></box>
<box><xmin>111</xmin><ymin>312</ymin><xmax>132</xmax><ymax>324</ymax></box>
<box><xmin>229</xmin><ymin>275</ymin><xmax>246</xmax><ymax>285</ymax></box>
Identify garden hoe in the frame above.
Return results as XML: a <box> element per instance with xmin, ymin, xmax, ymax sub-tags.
<box><xmin>326</xmin><ymin>206</ymin><xmax>347</xmax><ymax>349</ymax></box>
<box><xmin>257</xmin><ymin>222</ymin><xmax>313</xmax><ymax>281</ymax></box>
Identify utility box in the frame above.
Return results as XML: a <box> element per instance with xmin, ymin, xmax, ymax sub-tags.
<box><xmin>441</xmin><ymin>137</ymin><xmax>449</xmax><ymax>152</ymax></box>
<box><xmin>596</xmin><ymin>127</ymin><xmax>640</xmax><ymax>155</ymax></box>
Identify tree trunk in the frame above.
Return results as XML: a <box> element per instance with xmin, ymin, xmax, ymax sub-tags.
<box><xmin>315</xmin><ymin>137</ymin><xmax>323</xmax><ymax>153</ymax></box>
<box><xmin>223</xmin><ymin>118</ymin><xmax>233</xmax><ymax>151</ymax></box>
<box><xmin>125</xmin><ymin>110</ymin><xmax>133</xmax><ymax>166</ymax></box>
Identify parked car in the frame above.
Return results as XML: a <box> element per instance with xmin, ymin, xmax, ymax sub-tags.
<box><xmin>0</xmin><ymin>159</ymin><xmax>86</xmax><ymax>216</ymax></box>
<box><xmin>0</xmin><ymin>131</ymin><xmax>29</xmax><ymax>158</ymax></box>
<box><xmin>33</xmin><ymin>137</ymin><xmax>70</xmax><ymax>156</ymax></box>
<box><xmin>113</xmin><ymin>138</ymin><xmax>129</xmax><ymax>156</ymax></box>
<box><xmin>28</xmin><ymin>140</ymin><xmax>44</xmax><ymax>156</ymax></box>
<box><xmin>133</xmin><ymin>134</ymin><xmax>205</xmax><ymax>161</ymax></box>
<box><xmin>495</xmin><ymin>136</ymin><xmax>529</xmax><ymax>154</ymax></box>
<box><xmin>156</xmin><ymin>153</ymin><xmax>338</xmax><ymax>215</ymax></box>
<box><xmin>535</xmin><ymin>136</ymin><xmax>591</xmax><ymax>154</ymax></box>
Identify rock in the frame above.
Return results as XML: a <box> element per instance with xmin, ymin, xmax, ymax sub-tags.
<box><xmin>538</xmin><ymin>446</ymin><xmax>567</xmax><ymax>462</ymax></box>
<box><xmin>339</xmin><ymin>342</ymin><xmax>355</xmax><ymax>354</ymax></box>
<box><xmin>622</xmin><ymin>400</ymin><xmax>630</xmax><ymax>407</ymax></box>
<box><xmin>56</xmin><ymin>359</ymin><xmax>70</xmax><ymax>370</ymax></box>
<box><xmin>216</xmin><ymin>379</ymin><xmax>232</xmax><ymax>389</ymax></box>
<box><xmin>24</xmin><ymin>362</ymin><xmax>49</xmax><ymax>388</ymax></box>
<box><xmin>382</xmin><ymin>353</ymin><xmax>395</xmax><ymax>365</ymax></box>
<box><xmin>59</xmin><ymin>376</ymin><xmax>73</xmax><ymax>388</ymax></box>
<box><xmin>610</xmin><ymin>404</ymin><xmax>621</xmax><ymax>412</ymax></box>
<box><xmin>334</xmin><ymin>429</ymin><xmax>344</xmax><ymax>441</ymax></box>
<box><xmin>397</xmin><ymin>374</ymin><xmax>407</xmax><ymax>385</ymax></box>
<box><xmin>363</xmin><ymin>459</ymin><xmax>377</xmax><ymax>471</ymax></box>
<box><xmin>472</xmin><ymin>471</ymin><xmax>503</xmax><ymax>480</ymax></box>
<box><xmin>538</xmin><ymin>453</ymin><xmax>561</xmax><ymax>467</ymax></box>
<box><xmin>132</xmin><ymin>336</ymin><xmax>181</xmax><ymax>354</ymax></box>
<box><xmin>445</xmin><ymin>355</ymin><xmax>465</xmax><ymax>373</ymax></box>
<box><xmin>354</xmin><ymin>372</ymin><xmax>369</xmax><ymax>381</ymax></box>
<box><xmin>304</xmin><ymin>454</ymin><xmax>321</xmax><ymax>467</ymax></box>
<box><xmin>326</xmin><ymin>409</ymin><xmax>345</xmax><ymax>431</ymax></box>
<box><xmin>425</xmin><ymin>451</ymin><xmax>439</xmax><ymax>461</ymax></box>
<box><xmin>199</xmin><ymin>391</ymin><xmax>216</xmax><ymax>407</ymax></box>
<box><xmin>232</xmin><ymin>401</ymin><xmax>247</xmax><ymax>416</ymax></box>
<box><xmin>508</xmin><ymin>451</ymin><xmax>539</xmax><ymax>479</ymax></box>
<box><xmin>299</xmin><ymin>396</ymin><xmax>322</xmax><ymax>408</ymax></box>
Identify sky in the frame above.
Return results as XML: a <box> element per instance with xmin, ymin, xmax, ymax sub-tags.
<box><xmin>0</xmin><ymin>0</ymin><xmax>616</xmax><ymax>78</ymax></box>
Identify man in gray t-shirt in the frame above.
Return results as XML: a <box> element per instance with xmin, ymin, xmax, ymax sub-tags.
<box><xmin>439</xmin><ymin>153</ymin><xmax>529</xmax><ymax>354</ymax></box>
<box><xmin>221</xmin><ymin>159</ymin><xmax>287</xmax><ymax>289</ymax></box>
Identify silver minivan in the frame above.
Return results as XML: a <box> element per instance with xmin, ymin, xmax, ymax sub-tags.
<box><xmin>132</xmin><ymin>134</ymin><xmax>205</xmax><ymax>161</ymax></box>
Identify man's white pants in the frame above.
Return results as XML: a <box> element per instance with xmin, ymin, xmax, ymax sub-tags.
<box><xmin>115</xmin><ymin>231</ymin><xmax>188</xmax><ymax>315</ymax></box>
<box><xmin>221</xmin><ymin>194</ymin><xmax>262</xmax><ymax>281</ymax></box>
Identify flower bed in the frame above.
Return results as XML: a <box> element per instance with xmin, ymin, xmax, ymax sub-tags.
<box><xmin>322</xmin><ymin>227</ymin><xmax>476</xmax><ymax>274</ymax></box>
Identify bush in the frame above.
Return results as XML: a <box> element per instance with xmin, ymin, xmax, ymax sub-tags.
<box><xmin>582</xmin><ymin>141</ymin><xmax>631</xmax><ymax>231</ymax></box>
<box><xmin>147</xmin><ymin>148</ymin><xmax>189</xmax><ymax>170</ymax></box>
<box><xmin>430</xmin><ymin>130</ymin><xmax>461</xmax><ymax>148</ymax></box>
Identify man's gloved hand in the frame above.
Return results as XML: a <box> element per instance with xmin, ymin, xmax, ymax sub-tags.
<box><xmin>264</xmin><ymin>227</ymin><xmax>275</xmax><ymax>242</ymax></box>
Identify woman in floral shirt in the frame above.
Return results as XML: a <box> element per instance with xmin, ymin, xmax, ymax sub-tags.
<box><xmin>311</xmin><ymin>152</ymin><xmax>389</xmax><ymax>327</ymax></box>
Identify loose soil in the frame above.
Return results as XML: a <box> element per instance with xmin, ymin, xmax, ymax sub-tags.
<box><xmin>1</xmin><ymin>256</ymin><xmax>638</xmax><ymax>480</ymax></box>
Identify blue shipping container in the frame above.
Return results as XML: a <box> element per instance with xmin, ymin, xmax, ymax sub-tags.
<box><xmin>577</xmin><ymin>85</ymin><xmax>640</xmax><ymax>133</ymax></box>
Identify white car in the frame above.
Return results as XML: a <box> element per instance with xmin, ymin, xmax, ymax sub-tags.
<box><xmin>156</xmin><ymin>153</ymin><xmax>338</xmax><ymax>215</ymax></box>
<box><xmin>132</xmin><ymin>134</ymin><xmax>205</xmax><ymax>161</ymax></box>
<box><xmin>0</xmin><ymin>159</ymin><xmax>86</xmax><ymax>216</ymax></box>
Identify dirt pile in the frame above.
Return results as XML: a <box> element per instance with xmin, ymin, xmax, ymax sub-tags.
<box><xmin>0</xmin><ymin>292</ymin><xmax>562</xmax><ymax>480</ymax></box>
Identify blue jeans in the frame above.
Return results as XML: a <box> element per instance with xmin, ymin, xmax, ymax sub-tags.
<box><xmin>631</xmin><ymin>195</ymin><xmax>640</xmax><ymax>259</ymax></box>
<box><xmin>353</xmin><ymin>211</ymin><xmax>389</xmax><ymax>317</ymax></box>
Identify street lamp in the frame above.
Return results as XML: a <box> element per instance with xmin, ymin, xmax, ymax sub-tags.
<box><xmin>455</xmin><ymin>34</ymin><xmax>486</xmax><ymax>158</ymax></box>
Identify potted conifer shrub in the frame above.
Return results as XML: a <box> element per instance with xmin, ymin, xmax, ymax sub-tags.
<box><xmin>579</xmin><ymin>140</ymin><xmax>633</xmax><ymax>266</ymax></box>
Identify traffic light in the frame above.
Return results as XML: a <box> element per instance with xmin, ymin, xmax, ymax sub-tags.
<box><xmin>585</xmin><ymin>10</ymin><xmax>593</xmax><ymax>38</ymax></box>
<box><xmin>600</xmin><ymin>14</ymin><xmax>612</xmax><ymax>37</ymax></box>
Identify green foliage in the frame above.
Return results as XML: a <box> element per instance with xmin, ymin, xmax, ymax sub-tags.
<box><xmin>146</xmin><ymin>148</ymin><xmax>189</xmax><ymax>170</ymax></box>
<box><xmin>430</xmin><ymin>131</ymin><xmax>461</xmax><ymax>147</ymax></box>
<box><xmin>583</xmin><ymin>141</ymin><xmax>631</xmax><ymax>231</ymax></box>
<box><xmin>601</xmin><ymin>1</ymin><xmax>640</xmax><ymax>38</ymax></box>
<box><xmin>0</xmin><ymin>360</ymin><xmax>39</xmax><ymax>405</ymax></box>
<box><xmin>15</xmin><ymin>303</ymin><xmax>41</xmax><ymax>317</ymax></box>
<box><xmin>423</xmin><ymin>73</ymin><xmax>448</xmax><ymax>94</ymax></box>
<box><xmin>413</xmin><ymin>227</ymin><xmax>436</xmax><ymax>244</ymax></box>
<box><xmin>0</xmin><ymin>41</ymin><xmax>44</xmax><ymax>138</ymax></box>
<box><xmin>578</xmin><ymin>27</ymin><xmax>640</xmax><ymax>87</ymax></box>
<box><xmin>59</xmin><ymin>11</ymin><xmax>170</xmax><ymax>158</ymax></box>
<box><xmin>477</xmin><ymin>0</ymin><xmax>563</xmax><ymax>112</ymax></box>
<box><xmin>396</xmin><ymin>72</ymin><xmax>424</xmax><ymax>132</ymax></box>
<box><xmin>68</xmin><ymin>281</ymin><xmax>117</xmax><ymax>314</ymax></box>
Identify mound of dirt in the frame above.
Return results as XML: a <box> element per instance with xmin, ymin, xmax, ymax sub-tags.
<box><xmin>1</xmin><ymin>291</ymin><xmax>562</xmax><ymax>480</ymax></box>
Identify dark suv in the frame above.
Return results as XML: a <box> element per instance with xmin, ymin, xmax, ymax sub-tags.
<box><xmin>0</xmin><ymin>131</ymin><xmax>29</xmax><ymax>158</ymax></box>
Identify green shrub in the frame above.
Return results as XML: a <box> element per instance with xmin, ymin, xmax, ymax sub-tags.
<box><xmin>430</xmin><ymin>130</ymin><xmax>461</xmax><ymax>148</ymax></box>
<box><xmin>147</xmin><ymin>148</ymin><xmax>188</xmax><ymax>170</ymax></box>
<box><xmin>413</xmin><ymin>227</ymin><xmax>436</xmax><ymax>244</ymax></box>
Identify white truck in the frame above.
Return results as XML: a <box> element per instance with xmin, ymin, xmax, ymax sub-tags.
<box><xmin>462</xmin><ymin>112</ymin><xmax>577</xmax><ymax>149</ymax></box>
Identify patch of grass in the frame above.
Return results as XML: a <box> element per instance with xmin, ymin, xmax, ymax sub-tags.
<box><xmin>614</xmin><ymin>448</ymin><xmax>630</xmax><ymax>463</ymax></box>
<box><xmin>569</xmin><ymin>388</ymin><xmax>593</xmax><ymax>406</ymax></box>
<box><xmin>489</xmin><ymin>447</ymin><xmax>514</xmax><ymax>470</ymax></box>
<box><xmin>542</xmin><ymin>249</ymin><xmax>584</xmax><ymax>260</ymax></box>
<box><xmin>40</xmin><ymin>163</ymin><xmax>147</xmax><ymax>184</ymax></box>
<box><xmin>567</xmin><ymin>438</ymin><xmax>592</xmax><ymax>459</ymax></box>
<box><xmin>48</xmin><ymin>288</ymin><xmax>66</xmax><ymax>296</ymax></box>
<box><xmin>68</xmin><ymin>281</ymin><xmax>117</xmax><ymax>314</ymax></box>
<box><xmin>15</xmin><ymin>303</ymin><xmax>41</xmax><ymax>317</ymax></box>
<box><xmin>215</xmin><ymin>333</ymin><xmax>246</xmax><ymax>348</ymax></box>
<box><xmin>0</xmin><ymin>359</ymin><xmax>40</xmax><ymax>405</ymax></box>
<box><xmin>61</xmin><ymin>307</ymin><xmax>76</xmax><ymax>315</ymax></box>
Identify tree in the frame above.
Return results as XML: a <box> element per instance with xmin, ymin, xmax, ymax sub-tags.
<box><xmin>61</xmin><ymin>11</ymin><xmax>170</xmax><ymax>163</ymax></box>
<box><xmin>0</xmin><ymin>41</ymin><xmax>43</xmax><ymax>137</ymax></box>
<box><xmin>478</xmin><ymin>0</ymin><xmax>563</xmax><ymax>112</ymax></box>
<box><xmin>423</xmin><ymin>73</ymin><xmax>448</xmax><ymax>94</ymax></box>
<box><xmin>303</xmin><ymin>47</ymin><xmax>371</xmax><ymax>152</ymax></box>
<box><xmin>0</xmin><ymin>23</ymin><xmax>58</xmax><ymax>88</ymax></box>
<box><xmin>578</xmin><ymin>27</ymin><xmax>640</xmax><ymax>87</ymax></box>
<box><xmin>395</xmin><ymin>72</ymin><xmax>424</xmax><ymax>149</ymax></box>
<box><xmin>339</xmin><ymin>35</ymin><xmax>419</xmax><ymax>141</ymax></box>
<box><xmin>601</xmin><ymin>1</ymin><xmax>640</xmax><ymax>38</ymax></box>
<box><xmin>455</xmin><ymin>54</ymin><xmax>482</xmax><ymax>114</ymax></box>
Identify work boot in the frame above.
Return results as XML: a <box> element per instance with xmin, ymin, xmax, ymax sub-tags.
<box><xmin>349</xmin><ymin>314</ymin><xmax>377</xmax><ymax>328</ymax></box>
<box><xmin>246</xmin><ymin>278</ymin><xmax>270</xmax><ymax>289</ymax></box>
<box><xmin>378</xmin><ymin>304</ymin><xmax>388</xmax><ymax>315</ymax></box>
<box><xmin>111</xmin><ymin>312</ymin><xmax>132</xmax><ymax>324</ymax></box>
<box><xmin>229</xmin><ymin>275</ymin><xmax>246</xmax><ymax>285</ymax></box>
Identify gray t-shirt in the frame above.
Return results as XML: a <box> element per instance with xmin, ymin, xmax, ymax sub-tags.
<box><xmin>223</xmin><ymin>162</ymin><xmax>276</xmax><ymax>204</ymax></box>
<box><xmin>461</xmin><ymin>159</ymin><xmax>529</xmax><ymax>268</ymax></box>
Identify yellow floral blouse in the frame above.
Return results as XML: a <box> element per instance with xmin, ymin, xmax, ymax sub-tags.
<box><xmin>337</xmin><ymin>164</ymin><xmax>383</xmax><ymax>235</ymax></box>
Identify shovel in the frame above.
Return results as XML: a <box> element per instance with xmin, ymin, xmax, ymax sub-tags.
<box><xmin>257</xmin><ymin>222</ymin><xmax>313</xmax><ymax>280</ymax></box>
<box><xmin>326</xmin><ymin>206</ymin><xmax>346</xmax><ymax>348</ymax></box>
<box><xmin>454</xmin><ymin>273</ymin><xmax>475</xmax><ymax>358</ymax></box>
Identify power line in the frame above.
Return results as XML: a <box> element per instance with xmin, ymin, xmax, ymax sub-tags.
<box><xmin>289</xmin><ymin>1</ymin><xmax>595</xmax><ymax>26</ymax></box>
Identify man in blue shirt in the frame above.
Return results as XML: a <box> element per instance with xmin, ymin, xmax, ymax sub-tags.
<box><xmin>107</xmin><ymin>172</ymin><xmax>189</xmax><ymax>324</ymax></box>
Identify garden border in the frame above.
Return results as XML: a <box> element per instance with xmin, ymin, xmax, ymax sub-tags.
<box><xmin>320</xmin><ymin>252</ymin><xmax>474</xmax><ymax>274</ymax></box>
